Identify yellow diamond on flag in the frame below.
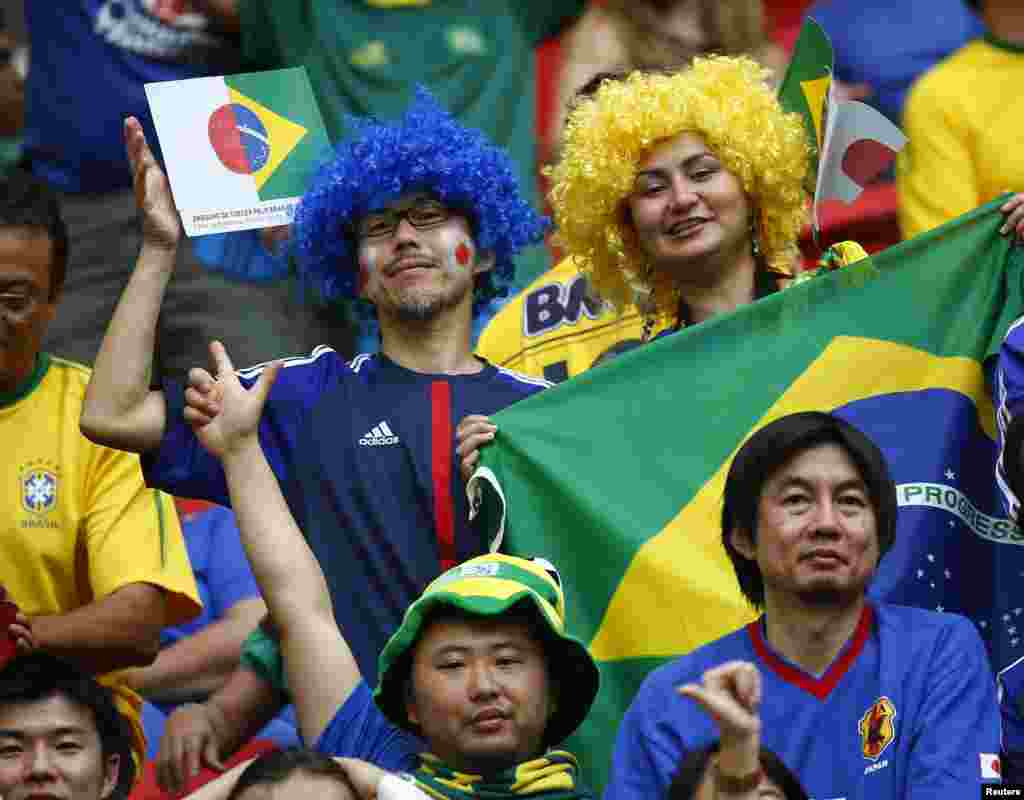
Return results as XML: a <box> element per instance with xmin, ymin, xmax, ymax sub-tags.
<box><xmin>588</xmin><ymin>336</ymin><xmax>992</xmax><ymax>661</ymax></box>
<box><xmin>801</xmin><ymin>75</ymin><xmax>832</xmax><ymax>151</ymax></box>
<box><xmin>228</xmin><ymin>87</ymin><xmax>308</xmax><ymax>192</ymax></box>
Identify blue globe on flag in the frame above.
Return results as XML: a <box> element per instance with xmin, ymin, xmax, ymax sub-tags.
<box><xmin>208</xmin><ymin>103</ymin><xmax>270</xmax><ymax>175</ymax></box>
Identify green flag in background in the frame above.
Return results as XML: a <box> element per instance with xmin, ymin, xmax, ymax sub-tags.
<box><xmin>776</xmin><ymin>18</ymin><xmax>833</xmax><ymax>189</ymax></box>
<box><xmin>470</xmin><ymin>198</ymin><xmax>1024</xmax><ymax>792</ymax></box>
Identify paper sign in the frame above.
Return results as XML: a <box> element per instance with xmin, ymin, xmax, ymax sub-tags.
<box><xmin>146</xmin><ymin>67</ymin><xmax>331</xmax><ymax>237</ymax></box>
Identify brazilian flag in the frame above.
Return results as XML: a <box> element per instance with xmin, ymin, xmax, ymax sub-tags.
<box><xmin>471</xmin><ymin>199</ymin><xmax>1024</xmax><ymax>792</ymax></box>
<box><xmin>777</xmin><ymin>18</ymin><xmax>833</xmax><ymax>190</ymax></box>
<box><xmin>221</xmin><ymin>69</ymin><xmax>332</xmax><ymax>202</ymax></box>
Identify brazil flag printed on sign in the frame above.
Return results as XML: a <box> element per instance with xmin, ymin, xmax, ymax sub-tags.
<box><xmin>470</xmin><ymin>198</ymin><xmax>1024</xmax><ymax>793</ymax></box>
<box><xmin>146</xmin><ymin>68</ymin><xmax>330</xmax><ymax>237</ymax></box>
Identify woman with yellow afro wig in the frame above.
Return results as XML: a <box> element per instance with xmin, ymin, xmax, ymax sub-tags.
<box><xmin>547</xmin><ymin>55</ymin><xmax>810</xmax><ymax>336</ymax></box>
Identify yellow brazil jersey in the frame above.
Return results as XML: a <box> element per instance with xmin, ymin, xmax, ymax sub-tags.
<box><xmin>477</xmin><ymin>256</ymin><xmax>670</xmax><ymax>383</ymax></box>
<box><xmin>898</xmin><ymin>36</ymin><xmax>1024</xmax><ymax>239</ymax></box>
<box><xmin>0</xmin><ymin>354</ymin><xmax>201</xmax><ymax>768</ymax></box>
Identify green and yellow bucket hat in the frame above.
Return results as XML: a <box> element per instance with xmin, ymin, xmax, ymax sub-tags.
<box><xmin>374</xmin><ymin>553</ymin><xmax>600</xmax><ymax>748</ymax></box>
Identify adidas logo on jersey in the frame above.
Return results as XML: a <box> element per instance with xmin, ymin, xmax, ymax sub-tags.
<box><xmin>360</xmin><ymin>421</ymin><xmax>400</xmax><ymax>447</ymax></box>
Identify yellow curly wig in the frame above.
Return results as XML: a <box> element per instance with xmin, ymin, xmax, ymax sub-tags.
<box><xmin>546</xmin><ymin>55</ymin><xmax>810</xmax><ymax>315</ymax></box>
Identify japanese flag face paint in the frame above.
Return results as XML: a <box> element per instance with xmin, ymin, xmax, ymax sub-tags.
<box><xmin>447</xmin><ymin>235</ymin><xmax>475</xmax><ymax>272</ymax></box>
<box><xmin>357</xmin><ymin>250</ymin><xmax>380</xmax><ymax>298</ymax></box>
<box><xmin>353</xmin><ymin>193</ymin><xmax>485</xmax><ymax>319</ymax></box>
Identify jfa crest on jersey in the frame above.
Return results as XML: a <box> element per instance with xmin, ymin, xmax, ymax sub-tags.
<box><xmin>859</xmin><ymin>697</ymin><xmax>897</xmax><ymax>761</ymax></box>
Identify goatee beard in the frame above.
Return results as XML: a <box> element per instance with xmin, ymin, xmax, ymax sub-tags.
<box><xmin>392</xmin><ymin>284</ymin><xmax>469</xmax><ymax>323</ymax></box>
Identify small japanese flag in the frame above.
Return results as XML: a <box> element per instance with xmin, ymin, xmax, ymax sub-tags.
<box><xmin>980</xmin><ymin>753</ymin><xmax>1002</xmax><ymax>779</ymax></box>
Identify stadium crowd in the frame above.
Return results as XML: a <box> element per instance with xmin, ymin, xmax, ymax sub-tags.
<box><xmin>2</xmin><ymin>1</ymin><xmax>1024</xmax><ymax>800</ymax></box>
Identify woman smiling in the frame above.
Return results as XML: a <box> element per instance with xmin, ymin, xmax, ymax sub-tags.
<box><xmin>547</xmin><ymin>56</ymin><xmax>810</xmax><ymax>338</ymax></box>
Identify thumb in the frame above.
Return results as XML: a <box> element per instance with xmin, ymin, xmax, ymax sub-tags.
<box><xmin>201</xmin><ymin>737</ymin><xmax>225</xmax><ymax>771</ymax></box>
<box><xmin>251</xmin><ymin>360</ymin><xmax>282</xmax><ymax>411</ymax></box>
<box><xmin>208</xmin><ymin>340</ymin><xmax>236</xmax><ymax>382</ymax></box>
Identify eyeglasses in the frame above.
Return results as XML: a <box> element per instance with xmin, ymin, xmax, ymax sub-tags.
<box><xmin>355</xmin><ymin>200</ymin><xmax>452</xmax><ymax>240</ymax></box>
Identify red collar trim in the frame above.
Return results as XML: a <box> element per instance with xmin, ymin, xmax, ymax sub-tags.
<box><xmin>747</xmin><ymin>604</ymin><xmax>874</xmax><ymax>700</ymax></box>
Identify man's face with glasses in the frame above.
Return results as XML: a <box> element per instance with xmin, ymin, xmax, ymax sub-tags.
<box><xmin>0</xmin><ymin>227</ymin><xmax>59</xmax><ymax>394</ymax></box>
<box><xmin>353</xmin><ymin>192</ymin><xmax>493</xmax><ymax>323</ymax></box>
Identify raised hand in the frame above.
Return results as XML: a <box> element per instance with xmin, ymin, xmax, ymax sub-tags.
<box><xmin>184</xmin><ymin>340</ymin><xmax>280</xmax><ymax>460</ymax></box>
<box><xmin>124</xmin><ymin>115</ymin><xmax>181</xmax><ymax>251</ymax></box>
<box><xmin>678</xmin><ymin>661</ymin><xmax>762</xmax><ymax>782</ymax></box>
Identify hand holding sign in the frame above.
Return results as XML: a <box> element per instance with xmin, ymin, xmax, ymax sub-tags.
<box><xmin>125</xmin><ymin>116</ymin><xmax>182</xmax><ymax>252</ymax></box>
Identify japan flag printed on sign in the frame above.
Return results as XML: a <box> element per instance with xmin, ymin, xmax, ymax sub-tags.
<box><xmin>980</xmin><ymin>753</ymin><xmax>1002</xmax><ymax>779</ymax></box>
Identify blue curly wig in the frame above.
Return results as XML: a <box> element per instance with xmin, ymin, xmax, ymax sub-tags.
<box><xmin>293</xmin><ymin>88</ymin><xmax>550</xmax><ymax>316</ymax></box>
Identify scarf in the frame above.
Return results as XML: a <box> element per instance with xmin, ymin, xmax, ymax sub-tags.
<box><xmin>412</xmin><ymin>751</ymin><xmax>589</xmax><ymax>800</ymax></box>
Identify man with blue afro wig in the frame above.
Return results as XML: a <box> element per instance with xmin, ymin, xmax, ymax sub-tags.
<box><xmin>294</xmin><ymin>87</ymin><xmax>549</xmax><ymax>318</ymax></box>
<box><xmin>83</xmin><ymin>94</ymin><xmax>556</xmax><ymax>687</ymax></box>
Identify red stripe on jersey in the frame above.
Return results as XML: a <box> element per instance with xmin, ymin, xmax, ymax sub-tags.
<box><xmin>748</xmin><ymin>604</ymin><xmax>874</xmax><ymax>700</ymax></box>
<box><xmin>431</xmin><ymin>381</ymin><xmax>456</xmax><ymax>571</ymax></box>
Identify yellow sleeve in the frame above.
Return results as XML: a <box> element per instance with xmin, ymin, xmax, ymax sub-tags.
<box><xmin>897</xmin><ymin>70</ymin><xmax>980</xmax><ymax>240</ymax></box>
<box><xmin>82</xmin><ymin>444</ymin><xmax>201</xmax><ymax>627</ymax></box>
<box><xmin>477</xmin><ymin>288</ymin><xmax>527</xmax><ymax>371</ymax></box>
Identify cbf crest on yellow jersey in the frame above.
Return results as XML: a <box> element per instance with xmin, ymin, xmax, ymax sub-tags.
<box><xmin>477</xmin><ymin>256</ymin><xmax>670</xmax><ymax>383</ymax></box>
<box><xmin>1</xmin><ymin>355</ymin><xmax>199</xmax><ymax>622</ymax></box>
<box><xmin>19</xmin><ymin>459</ymin><xmax>59</xmax><ymax>519</ymax></box>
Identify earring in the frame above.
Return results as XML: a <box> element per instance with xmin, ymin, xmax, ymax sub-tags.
<box><xmin>640</xmin><ymin>259</ymin><xmax>657</xmax><ymax>343</ymax></box>
<box><xmin>641</xmin><ymin>314</ymin><xmax>656</xmax><ymax>343</ymax></box>
<box><xmin>750</xmin><ymin>216</ymin><xmax>762</xmax><ymax>259</ymax></box>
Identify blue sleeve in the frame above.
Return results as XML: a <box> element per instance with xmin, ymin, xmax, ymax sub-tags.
<box><xmin>205</xmin><ymin>507</ymin><xmax>261</xmax><ymax>618</ymax></box>
<box><xmin>141</xmin><ymin>353</ymin><xmax>337</xmax><ymax>504</ymax></box>
<box><xmin>605</xmin><ymin>672</ymin><xmax>685</xmax><ymax>800</ymax></box>
<box><xmin>996</xmin><ymin>317</ymin><xmax>1024</xmax><ymax>522</ymax></box>
<box><xmin>906</xmin><ymin>617</ymin><xmax>1002</xmax><ymax>798</ymax></box>
<box><xmin>999</xmin><ymin>657</ymin><xmax>1024</xmax><ymax>783</ymax></box>
<box><xmin>313</xmin><ymin>681</ymin><xmax>423</xmax><ymax>770</ymax></box>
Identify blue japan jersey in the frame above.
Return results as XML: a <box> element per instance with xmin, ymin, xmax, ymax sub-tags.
<box><xmin>314</xmin><ymin>680</ymin><xmax>423</xmax><ymax>769</ymax></box>
<box><xmin>607</xmin><ymin>604</ymin><xmax>1001</xmax><ymax>800</ymax></box>
<box><xmin>142</xmin><ymin>348</ymin><xmax>549</xmax><ymax>683</ymax></box>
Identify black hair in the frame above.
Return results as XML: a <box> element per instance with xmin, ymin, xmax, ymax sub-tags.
<box><xmin>0</xmin><ymin>169</ymin><xmax>69</xmax><ymax>300</ymax></box>
<box><xmin>721</xmin><ymin>411</ymin><xmax>898</xmax><ymax>608</ymax></box>
<box><xmin>669</xmin><ymin>742</ymin><xmax>810</xmax><ymax>800</ymax></box>
<box><xmin>0</xmin><ymin>652</ymin><xmax>135</xmax><ymax>799</ymax></box>
<box><xmin>227</xmin><ymin>748</ymin><xmax>355</xmax><ymax>799</ymax></box>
